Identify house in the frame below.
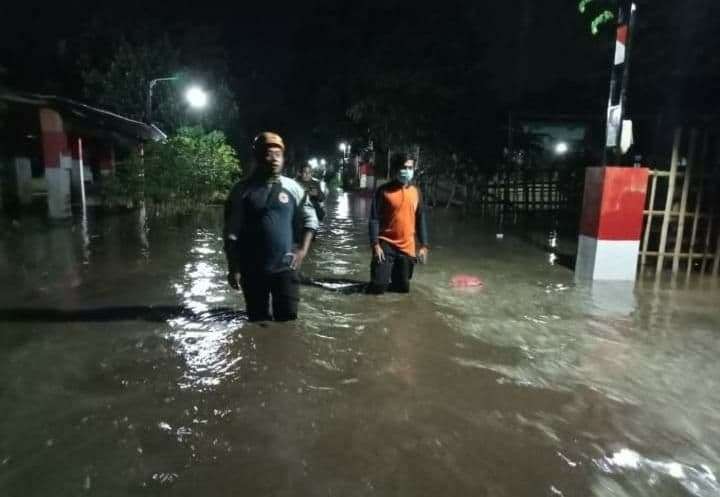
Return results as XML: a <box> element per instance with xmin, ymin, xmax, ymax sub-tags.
<box><xmin>0</xmin><ymin>88</ymin><xmax>165</xmax><ymax>219</ymax></box>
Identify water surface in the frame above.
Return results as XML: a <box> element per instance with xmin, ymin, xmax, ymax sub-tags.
<box><xmin>0</xmin><ymin>194</ymin><xmax>718</xmax><ymax>497</ymax></box>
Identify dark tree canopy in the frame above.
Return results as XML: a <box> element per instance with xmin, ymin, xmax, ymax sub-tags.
<box><xmin>1</xmin><ymin>0</ymin><xmax>718</xmax><ymax>162</ymax></box>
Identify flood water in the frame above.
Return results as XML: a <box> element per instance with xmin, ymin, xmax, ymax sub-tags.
<box><xmin>1</xmin><ymin>193</ymin><xmax>719</xmax><ymax>497</ymax></box>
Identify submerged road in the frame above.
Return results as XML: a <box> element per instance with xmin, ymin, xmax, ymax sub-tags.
<box><xmin>1</xmin><ymin>193</ymin><xmax>719</xmax><ymax>497</ymax></box>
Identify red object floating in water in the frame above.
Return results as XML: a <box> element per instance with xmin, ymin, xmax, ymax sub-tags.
<box><xmin>450</xmin><ymin>274</ymin><xmax>484</xmax><ymax>288</ymax></box>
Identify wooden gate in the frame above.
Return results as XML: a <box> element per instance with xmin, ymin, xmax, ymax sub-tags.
<box><xmin>639</xmin><ymin>128</ymin><xmax>720</xmax><ymax>278</ymax></box>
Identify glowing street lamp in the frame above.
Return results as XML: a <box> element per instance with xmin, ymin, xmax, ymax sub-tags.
<box><xmin>554</xmin><ymin>142</ymin><xmax>569</xmax><ymax>155</ymax></box>
<box><xmin>338</xmin><ymin>142</ymin><xmax>350</xmax><ymax>165</ymax></box>
<box><xmin>185</xmin><ymin>86</ymin><xmax>208</xmax><ymax>109</ymax></box>
<box><xmin>146</xmin><ymin>77</ymin><xmax>209</xmax><ymax>124</ymax></box>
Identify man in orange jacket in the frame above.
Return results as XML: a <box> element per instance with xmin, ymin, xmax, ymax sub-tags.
<box><xmin>367</xmin><ymin>152</ymin><xmax>429</xmax><ymax>294</ymax></box>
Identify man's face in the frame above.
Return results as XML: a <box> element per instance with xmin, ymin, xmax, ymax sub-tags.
<box><xmin>396</xmin><ymin>159</ymin><xmax>415</xmax><ymax>176</ymax></box>
<box><xmin>261</xmin><ymin>146</ymin><xmax>284</xmax><ymax>175</ymax></box>
<box><xmin>301</xmin><ymin>167</ymin><xmax>313</xmax><ymax>182</ymax></box>
<box><xmin>395</xmin><ymin>159</ymin><xmax>415</xmax><ymax>184</ymax></box>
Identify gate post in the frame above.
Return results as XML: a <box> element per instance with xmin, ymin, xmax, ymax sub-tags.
<box><xmin>575</xmin><ymin>166</ymin><xmax>649</xmax><ymax>280</ymax></box>
<box><xmin>39</xmin><ymin>108</ymin><xmax>71</xmax><ymax>219</ymax></box>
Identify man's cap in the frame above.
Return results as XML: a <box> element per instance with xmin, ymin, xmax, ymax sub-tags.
<box><xmin>253</xmin><ymin>131</ymin><xmax>285</xmax><ymax>151</ymax></box>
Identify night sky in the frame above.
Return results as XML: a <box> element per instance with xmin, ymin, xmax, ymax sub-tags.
<box><xmin>2</xmin><ymin>1</ymin><xmax>719</xmax><ymax>155</ymax></box>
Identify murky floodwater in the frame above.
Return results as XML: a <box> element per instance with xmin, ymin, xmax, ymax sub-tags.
<box><xmin>1</xmin><ymin>194</ymin><xmax>719</xmax><ymax>497</ymax></box>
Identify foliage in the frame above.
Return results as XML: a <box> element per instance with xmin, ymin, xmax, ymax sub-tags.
<box><xmin>578</xmin><ymin>0</ymin><xmax>615</xmax><ymax>35</ymax></box>
<box><xmin>343</xmin><ymin>2</ymin><xmax>493</xmax><ymax>182</ymax></box>
<box><xmin>78</xmin><ymin>29</ymin><xmax>239</xmax><ymax>135</ymax></box>
<box><xmin>104</xmin><ymin>127</ymin><xmax>241</xmax><ymax>207</ymax></box>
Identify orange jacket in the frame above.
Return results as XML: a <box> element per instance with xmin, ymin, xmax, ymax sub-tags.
<box><xmin>369</xmin><ymin>181</ymin><xmax>428</xmax><ymax>257</ymax></box>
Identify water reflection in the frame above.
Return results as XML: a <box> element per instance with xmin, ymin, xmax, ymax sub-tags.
<box><xmin>168</xmin><ymin>228</ymin><xmax>245</xmax><ymax>389</ymax></box>
<box><xmin>595</xmin><ymin>448</ymin><xmax>719</xmax><ymax>497</ymax></box>
<box><xmin>335</xmin><ymin>191</ymin><xmax>351</xmax><ymax>219</ymax></box>
<box><xmin>586</xmin><ymin>281</ymin><xmax>637</xmax><ymax>316</ymax></box>
<box><xmin>0</xmin><ymin>198</ymin><xmax>719</xmax><ymax>497</ymax></box>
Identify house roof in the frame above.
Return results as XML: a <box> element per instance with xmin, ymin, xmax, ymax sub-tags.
<box><xmin>0</xmin><ymin>88</ymin><xmax>166</xmax><ymax>142</ymax></box>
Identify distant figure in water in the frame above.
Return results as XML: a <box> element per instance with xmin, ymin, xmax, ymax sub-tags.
<box><xmin>297</xmin><ymin>164</ymin><xmax>327</xmax><ymax>222</ymax></box>
<box><xmin>450</xmin><ymin>274</ymin><xmax>484</xmax><ymax>288</ymax></box>
<box><xmin>367</xmin><ymin>152</ymin><xmax>430</xmax><ymax>294</ymax></box>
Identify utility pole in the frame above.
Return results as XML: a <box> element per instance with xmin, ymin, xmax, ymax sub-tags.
<box><xmin>146</xmin><ymin>77</ymin><xmax>179</xmax><ymax>124</ymax></box>
<box><xmin>604</xmin><ymin>1</ymin><xmax>638</xmax><ymax>166</ymax></box>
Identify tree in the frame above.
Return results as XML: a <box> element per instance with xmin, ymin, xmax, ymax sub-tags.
<box><xmin>104</xmin><ymin>127</ymin><xmax>241</xmax><ymax>207</ymax></box>
<box><xmin>578</xmin><ymin>0</ymin><xmax>616</xmax><ymax>35</ymax></box>
<box><xmin>78</xmin><ymin>28</ymin><xmax>239</xmax><ymax>136</ymax></box>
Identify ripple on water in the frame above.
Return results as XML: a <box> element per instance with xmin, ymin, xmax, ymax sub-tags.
<box><xmin>595</xmin><ymin>448</ymin><xmax>719</xmax><ymax>497</ymax></box>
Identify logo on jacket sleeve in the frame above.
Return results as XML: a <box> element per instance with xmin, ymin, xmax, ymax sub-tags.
<box><xmin>278</xmin><ymin>192</ymin><xmax>290</xmax><ymax>204</ymax></box>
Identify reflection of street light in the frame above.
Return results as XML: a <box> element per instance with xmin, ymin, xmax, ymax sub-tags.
<box><xmin>185</xmin><ymin>86</ymin><xmax>208</xmax><ymax>109</ymax></box>
<box><xmin>554</xmin><ymin>142</ymin><xmax>569</xmax><ymax>155</ymax></box>
<box><xmin>308</xmin><ymin>158</ymin><xmax>319</xmax><ymax>168</ymax></box>
<box><xmin>320</xmin><ymin>158</ymin><xmax>326</xmax><ymax>166</ymax></box>
<box><xmin>339</xmin><ymin>142</ymin><xmax>347</xmax><ymax>153</ymax></box>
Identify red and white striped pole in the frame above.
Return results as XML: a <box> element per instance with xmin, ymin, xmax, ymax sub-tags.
<box><xmin>576</xmin><ymin>167</ymin><xmax>648</xmax><ymax>280</ymax></box>
<box><xmin>604</xmin><ymin>1</ymin><xmax>637</xmax><ymax>165</ymax></box>
<box><xmin>39</xmin><ymin>107</ymin><xmax>72</xmax><ymax>219</ymax></box>
<box><xmin>576</xmin><ymin>2</ymin><xmax>647</xmax><ymax>281</ymax></box>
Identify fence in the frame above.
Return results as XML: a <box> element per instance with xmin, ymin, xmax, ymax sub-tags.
<box><xmin>639</xmin><ymin>128</ymin><xmax>720</xmax><ymax>278</ymax></box>
<box><xmin>422</xmin><ymin>169</ymin><xmax>569</xmax><ymax>215</ymax></box>
<box><xmin>477</xmin><ymin>170</ymin><xmax>568</xmax><ymax>215</ymax></box>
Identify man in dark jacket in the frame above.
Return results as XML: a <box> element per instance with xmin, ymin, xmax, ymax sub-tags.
<box><xmin>223</xmin><ymin>132</ymin><xmax>319</xmax><ymax>321</ymax></box>
<box><xmin>297</xmin><ymin>164</ymin><xmax>327</xmax><ymax>222</ymax></box>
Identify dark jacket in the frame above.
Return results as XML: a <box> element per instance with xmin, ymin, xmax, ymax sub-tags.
<box><xmin>223</xmin><ymin>175</ymin><xmax>319</xmax><ymax>274</ymax></box>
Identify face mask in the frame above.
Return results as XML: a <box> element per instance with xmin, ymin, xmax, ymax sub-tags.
<box><xmin>397</xmin><ymin>169</ymin><xmax>414</xmax><ymax>185</ymax></box>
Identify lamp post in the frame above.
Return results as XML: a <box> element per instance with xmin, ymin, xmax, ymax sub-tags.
<box><xmin>338</xmin><ymin>142</ymin><xmax>349</xmax><ymax>160</ymax></box>
<box><xmin>146</xmin><ymin>77</ymin><xmax>208</xmax><ymax>124</ymax></box>
<box><xmin>147</xmin><ymin>77</ymin><xmax>177</xmax><ymax>124</ymax></box>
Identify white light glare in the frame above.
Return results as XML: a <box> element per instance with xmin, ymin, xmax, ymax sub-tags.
<box><xmin>185</xmin><ymin>87</ymin><xmax>208</xmax><ymax>108</ymax></box>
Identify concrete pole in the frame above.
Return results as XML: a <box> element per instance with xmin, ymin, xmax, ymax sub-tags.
<box><xmin>39</xmin><ymin>108</ymin><xmax>71</xmax><ymax>219</ymax></box>
<box><xmin>77</xmin><ymin>137</ymin><xmax>87</xmax><ymax>213</ymax></box>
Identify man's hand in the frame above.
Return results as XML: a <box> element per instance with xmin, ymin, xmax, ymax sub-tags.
<box><xmin>373</xmin><ymin>243</ymin><xmax>385</xmax><ymax>262</ymax></box>
<box><xmin>227</xmin><ymin>272</ymin><xmax>241</xmax><ymax>290</ymax></box>
<box><xmin>417</xmin><ymin>246</ymin><xmax>429</xmax><ymax>264</ymax></box>
<box><xmin>290</xmin><ymin>248</ymin><xmax>307</xmax><ymax>271</ymax></box>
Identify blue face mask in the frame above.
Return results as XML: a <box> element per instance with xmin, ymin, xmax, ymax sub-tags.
<box><xmin>398</xmin><ymin>169</ymin><xmax>414</xmax><ymax>185</ymax></box>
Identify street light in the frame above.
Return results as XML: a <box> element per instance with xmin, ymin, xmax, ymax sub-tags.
<box><xmin>338</xmin><ymin>142</ymin><xmax>350</xmax><ymax>163</ymax></box>
<box><xmin>185</xmin><ymin>86</ymin><xmax>208</xmax><ymax>109</ymax></box>
<box><xmin>146</xmin><ymin>76</ymin><xmax>208</xmax><ymax>124</ymax></box>
<box><xmin>554</xmin><ymin>142</ymin><xmax>569</xmax><ymax>155</ymax></box>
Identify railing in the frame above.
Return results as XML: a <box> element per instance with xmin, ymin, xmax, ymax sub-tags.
<box><xmin>639</xmin><ymin>128</ymin><xmax>720</xmax><ymax>278</ymax></box>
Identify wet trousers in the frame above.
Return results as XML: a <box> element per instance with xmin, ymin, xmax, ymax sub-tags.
<box><xmin>367</xmin><ymin>241</ymin><xmax>415</xmax><ymax>294</ymax></box>
<box><xmin>240</xmin><ymin>270</ymin><xmax>300</xmax><ymax>322</ymax></box>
